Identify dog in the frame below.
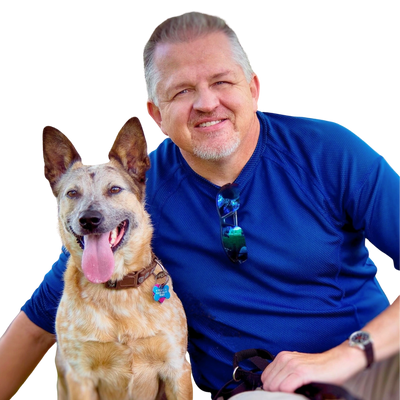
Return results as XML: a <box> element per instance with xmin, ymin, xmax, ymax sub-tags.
<box><xmin>43</xmin><ymin>117</ymin><xmax>193</xmax><ymax>400</ymax></box>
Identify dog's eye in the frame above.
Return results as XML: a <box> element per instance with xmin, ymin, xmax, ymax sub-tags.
<box><xmin>109</xmin><ymin>186</ymin><xmax>122</xmax><ymax>195</ymax></box>
<box><xmin>67</xmin><ymin>190</ymin><xmax>79</xmax><ymax>198</ymax></box>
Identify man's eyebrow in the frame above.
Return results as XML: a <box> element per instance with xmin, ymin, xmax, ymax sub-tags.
<box><xmin>211</xmin><ymin>70</ymin><xmax>234</xmax><ymax>80</ymax></box>
<box><xmin>164</xmin><ymin>70</ymin><xmax>235</xmax><ymax>98</ymax></box>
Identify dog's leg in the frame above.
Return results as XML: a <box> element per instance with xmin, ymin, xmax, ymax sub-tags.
<box><xmin>163</xmin><ymin>361</ymin><xmax>193</xmax><ymax>400</ymax></box>
<box><xmin>128</xmin><ymin>369</ymin><xmax>160</xmax><ymax>400</ymax></box>
<box><xmin>65</xmin><ymin>370</ymin><xmax>99</xmax><ymax>400</ymax></box>
<box><xmin>56</xmin><ymin>347</ymin><xmax>69</xmax><ymax>400</ymax></box>
<box><xmin>54</xmin><ymin>375</ymin><xmax>68</xmax><ymax>400</ymax></box>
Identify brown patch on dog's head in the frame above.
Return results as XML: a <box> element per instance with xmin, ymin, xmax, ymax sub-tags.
<box><xmin>43</xmin><ymin>126</ymin><xmax>82</xmax><ymax>195</ymax></box>
<box><xmin>108</xmin><ymin>117</ymin><xmax>150</xmax><ymax>200</ymax></box>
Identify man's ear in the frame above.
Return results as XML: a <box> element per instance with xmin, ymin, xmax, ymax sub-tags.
<box><xmin>250</xmin><ymin>74</ymin><xmax>260</xmax><ymax>112</ymax></box>
<box><xmin>143</xmin><ymin>101</ymin><xmax>167</xmax><ymax>137</ymax></box>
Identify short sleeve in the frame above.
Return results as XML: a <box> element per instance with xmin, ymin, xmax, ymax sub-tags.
<box><xmin>21</xmin><ymin>247</ymin><xmax>68</xmax><ymax>334</ymax></box>
<box><xmin>346</xmin><ymin>157</ymin><xmax>400</xmax><ymax>270</ymax></box>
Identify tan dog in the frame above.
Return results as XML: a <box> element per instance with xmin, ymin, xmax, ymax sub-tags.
<box><xmin>43</xmin><ymin>118</ymin><xmax>193</xmax><ymax>400</ymax></box>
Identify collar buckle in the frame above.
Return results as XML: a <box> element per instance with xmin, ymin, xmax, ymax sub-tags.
<box><xmin>104</xmin><ymin>257</ymin><xmax>158</xmax><ymax>290</ymax></box>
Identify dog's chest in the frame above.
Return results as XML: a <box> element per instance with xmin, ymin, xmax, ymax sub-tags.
<box><xmin>56</xmin><ymin>293</ymin><xmax>187</xmax><ymax>399</ymax></box>
<box><xmin>56</xmin><ymin>288</ymin><xmax>167</xmax><ymax>342</ymax></box>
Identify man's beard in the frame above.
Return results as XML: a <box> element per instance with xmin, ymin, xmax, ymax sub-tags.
<box><xmin>192</xmin><ymin>131</ymin><xmax>241</xmax><ymax>161</ymax></box>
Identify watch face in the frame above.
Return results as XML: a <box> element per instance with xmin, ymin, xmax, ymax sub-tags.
<box><xmin>351</xmin><ymin>331</ymin><xmax>370</xmax><ymax>344</ymax></box>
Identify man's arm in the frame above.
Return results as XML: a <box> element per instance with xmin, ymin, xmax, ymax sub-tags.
<box><xmin>261</xmin><ymin>296</ymin><xmax>400</xmax><ymax>393</ymax></box>
<box><xmin>0</xmin><ymin>311</ymin><xmax>56</xmax><ymax>400</ymax></box>
<box><xmin>360</xmin><ymin>295</ymin><xmax>400</xmax><ymax>361</ymax></box>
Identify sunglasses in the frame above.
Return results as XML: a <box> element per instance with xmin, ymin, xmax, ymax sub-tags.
<box><xmin>216</xmin><ymin>183</ymin><xmax>248</xmax><ymax>263</ymax></box>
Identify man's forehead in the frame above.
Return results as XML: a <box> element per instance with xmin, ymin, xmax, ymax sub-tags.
<box><xmin>153</xmin><ymin>31</ymin><xmax>232</xmax><ymax>65</ymax></box>
<box><xmin>153</xmin><ymin>34</ymin><xmax>239</xmax><ymax>81</ymax></box>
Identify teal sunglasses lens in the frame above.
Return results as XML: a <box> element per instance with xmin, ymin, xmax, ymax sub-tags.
<box><xmin>217</xmin><ymin>184</ymin><xmax>248</xmax><ymax>263</ymax></box>
<box><xmin>221</xmin><ymin>224</ymin><xmax>247</xmax><ymax>263</ymax></box>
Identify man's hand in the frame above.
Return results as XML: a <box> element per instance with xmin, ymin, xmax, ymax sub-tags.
<box><xmin>262</xmin><ymin>297</ymin><xmax>400</xmax><ymax>393</ymax></box>
<box><xmin>261</xmin><ymin>342</ymin><xmax>367</xmax><ymax>393</ymax></box>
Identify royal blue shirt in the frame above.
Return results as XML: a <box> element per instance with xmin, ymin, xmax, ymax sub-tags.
<box><xmin>22</xmin><ymin>111</ymin><xmax>399</xmax><ymax>394</ymax></box>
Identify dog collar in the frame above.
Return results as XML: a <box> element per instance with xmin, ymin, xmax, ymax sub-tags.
<box><xmin>104</xmin><ymin>257</ymin><xmax>159</xmax><ymax>290</ymax></box>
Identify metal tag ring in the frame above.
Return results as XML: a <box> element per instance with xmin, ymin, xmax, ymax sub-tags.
<box><xmin>154</xmin><ymin>258</ymin><xmax>170</xmax><ymax>287</ymax></box>
<box><xmin>233</xmin><ymin>366</ymin><xmax>240</xmax><ymax>382</ymax></box>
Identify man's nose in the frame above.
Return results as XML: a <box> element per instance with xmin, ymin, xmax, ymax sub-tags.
<box><xmin>193</xmin><ymin>88</ymin><xmax>219</xmax><ymax>112</ymax></box>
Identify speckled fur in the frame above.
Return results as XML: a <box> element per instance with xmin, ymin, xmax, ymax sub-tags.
<box><xmin>43</xmin><ymin>118</ymin><xmax>192</xmax><ymax>400</ymax></box>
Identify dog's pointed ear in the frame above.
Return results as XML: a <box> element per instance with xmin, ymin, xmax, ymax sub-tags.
<box><xmin>43</xmin><ymin>126</ymin><xmax>81</xmax><ymax>195</ymax></box>
<box><xmin>108</xmin><ymin>117</ymin><xmax>150</xmax><ymax>185</ymax></box>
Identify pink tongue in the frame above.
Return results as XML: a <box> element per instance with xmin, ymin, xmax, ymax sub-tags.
<box><xmin>82</xmin><ymin>232</ymin><xmax>115</xmax><ymax>283</ymax></box>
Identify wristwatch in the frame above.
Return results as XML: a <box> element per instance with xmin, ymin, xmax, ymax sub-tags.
<box><xmin>348</xmin><ymin>330</ymin><xmax>374</xmax><ymax>368</ymax></box>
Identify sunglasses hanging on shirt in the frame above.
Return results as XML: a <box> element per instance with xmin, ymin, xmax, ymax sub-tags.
<box><xmin>216</xmin><ymin>183</ymin><xmax>248</xmax><ymax>263</ymax></box>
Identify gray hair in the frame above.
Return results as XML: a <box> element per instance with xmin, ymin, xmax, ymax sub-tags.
<box><xmin>143</xmin><ymin>12</ymin><xmax>254</xmax><ymax>106</ymax></box>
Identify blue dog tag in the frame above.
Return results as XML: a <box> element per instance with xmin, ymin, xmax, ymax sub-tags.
<box><xmin>153</xmin><ymin>284</ymin><xmax>171</xmax><ymax>303</ymax></box>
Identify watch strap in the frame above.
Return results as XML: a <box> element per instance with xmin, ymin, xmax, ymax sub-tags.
<box><xmin>364</xmin><ymin>341</ymin><xmax>374</xmax><ymax>368</ymax></box>
<box><xmin>349</xmin><ymin>330</ymin><xmax>374</xmax><ymax>369</ymax></box>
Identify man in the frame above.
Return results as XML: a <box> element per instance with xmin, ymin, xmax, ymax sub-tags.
<box><xmin>0</xmin><ymin>12</ymin><xmax>399</xmax><ymax>400</ymax></box>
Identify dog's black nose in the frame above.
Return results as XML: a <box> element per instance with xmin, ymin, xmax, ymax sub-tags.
<box><xmin>79</xmin><ymin>210</ymin><xmax>103</xmax><ymax>231</ymax></box>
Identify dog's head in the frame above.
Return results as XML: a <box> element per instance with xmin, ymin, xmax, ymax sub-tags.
<box><xmin>43</xmin><ymin>117</ymin><xmax>153</xmax><ymax>284</ymax></box>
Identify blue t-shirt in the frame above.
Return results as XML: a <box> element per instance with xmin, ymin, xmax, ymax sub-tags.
<box><xmin>22</xmin><ymin>111</ymin><xmax>399</xmax><ymax>394</ymax></box>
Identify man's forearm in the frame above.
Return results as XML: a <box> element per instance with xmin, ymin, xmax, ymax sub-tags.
<box><xmin>361</xmin><ymin>295</ymin><xmax>399</xmax><ymax>363</ymax></box>
<box><xmin>261</xmin><ymin>296</ymin><xmax>400</xmax><ymax>392</ymax></box>
<box><xmin>0</xmin><ymin>311</ymin><xmax>56</xmax><ymax>400</ymax></box>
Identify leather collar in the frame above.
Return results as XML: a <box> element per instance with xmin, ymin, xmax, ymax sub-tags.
<box><xmin>104</xmin><ymin>257</ymin><xmax>159</xmax><ymax>290</ymax></box>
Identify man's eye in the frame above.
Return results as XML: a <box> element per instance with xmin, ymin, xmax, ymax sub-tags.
<box><xmin>175</xmin><ymin>89</ymin><xmax>189</xmax><ymax>97</ymax></box>
<box><xmin>215</xmin><ymin>81</ymin><xmax>229</xmax><ymax>86</ymax></box>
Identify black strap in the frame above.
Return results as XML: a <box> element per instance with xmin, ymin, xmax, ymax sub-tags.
<box><xmin>213</xmin><ymin>349</ymin><xmax>362</xmax><ymax>400</ymax></box>
<box><xmin>212</xmin><ymin>349</ymin><xmax>274</xmax><ymax>400</ymax></box>
<box><xmin>232</xmin><ymin>348</ymin><xmax>274</xmax><ymax>386</ymax></box>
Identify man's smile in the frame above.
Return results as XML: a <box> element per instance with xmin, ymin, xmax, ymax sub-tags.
<box><xmin>197</xmin><ymin>119</ymin><xmax>223</xmax><ymax>128</ymax></box>
<box><xmin>195</xmin><ymin>118</ymin><xmax>231</xmax><ymax>130</ymax></box>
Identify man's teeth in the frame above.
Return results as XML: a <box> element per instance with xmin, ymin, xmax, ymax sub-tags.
<box><xmin>199</xmin><ymin>120</ymin><xmax>222</xmax><ymax>127</ymax></box>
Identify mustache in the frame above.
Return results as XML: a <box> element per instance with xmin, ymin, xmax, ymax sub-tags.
<box><xmin>189</xmin><ymin>110</ymin><xmax>232</xmax><ymax>126</ymax></box>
